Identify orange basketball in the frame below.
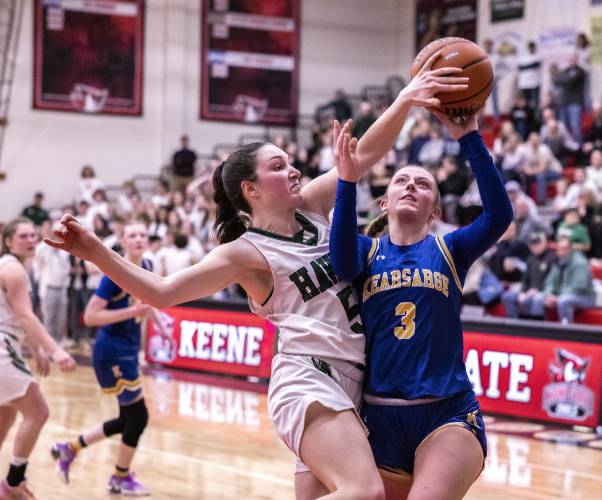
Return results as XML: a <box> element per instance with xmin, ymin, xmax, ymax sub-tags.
<box><xmin>411</xmin><ymin>37</ymin><xmax>493</xmax><ymax>118</ymax></box>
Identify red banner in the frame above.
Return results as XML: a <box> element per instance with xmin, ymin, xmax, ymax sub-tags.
<box><xmin>464</xmin><ymin>332</ymin><xmax>602</xmax><ymax>427</ymax></box>
<box><xmin>33</xmin><ymin>0</ymin><xmax>144</xmax><ymax>115</ymax></box>
<box><xmin>145</xmin><ymin>306</ymin><xmax>275</xmax><ymax>378</ymax></box>
<box><xmin>200</xmin><ymin>0</ymin><xmax>300</xmax><ymax>124</ymax></box>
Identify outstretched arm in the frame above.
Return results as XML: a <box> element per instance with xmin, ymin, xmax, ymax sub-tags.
<box><xmin>302</xmin><ymin>51</ymin><xmax>469</xmax><ymax>219</ymax></box>
<box><xmin>46</xmin><ymin>215</ymin><xmax>265</xmax><ymax>309</ymax></box>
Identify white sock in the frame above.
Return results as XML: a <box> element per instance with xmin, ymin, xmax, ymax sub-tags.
<box><xmin>10</xmin><ymin>456</ymin><xmax>28</xmax><ymax>467</ymax></box>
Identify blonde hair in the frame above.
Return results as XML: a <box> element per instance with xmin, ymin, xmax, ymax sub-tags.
<box><xmin>364</xmin><ymin>166</ymin><xmax>441</xmax><ymax>238</ymax></box>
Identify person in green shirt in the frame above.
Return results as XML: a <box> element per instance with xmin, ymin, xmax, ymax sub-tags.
<box><xmin>21</xmin><ymin>192</ymin><xmax>49</xmax><ymax>226</ymax></box>
<box><xmin>556</xmin><ymin>207</ymin><xmax>591</xmax><ymax>253</ymax></box>
<box><xmin>540</xmin><ymin>235</ymin><xmax>596</xmax><ymax>323</ymax></box>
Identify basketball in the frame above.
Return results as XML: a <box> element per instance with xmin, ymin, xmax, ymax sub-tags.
<box><xmin>411</xmin><ymin>37</ymin><xmax>493</xmax><ymax>118</ymax></box>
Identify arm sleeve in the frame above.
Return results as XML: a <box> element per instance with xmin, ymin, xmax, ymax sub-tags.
<box><xmin>446</xmin><ymin>131</ymin><xmax>514</xmax><ymax>275</ymax></box>
<box><xmin>329</xmin><ymin>179</ymin><xmax>371</xmax><ymax>282</ymax></box>
<box><xmin>95</xmin><ymin>276</ymin><xmax>121</xmax><ymax>301</ymax></box>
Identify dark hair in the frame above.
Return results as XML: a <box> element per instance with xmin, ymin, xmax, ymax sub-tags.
<box><xmin>212</xmin><ymin>142</ymin><xmax>264</xmax><ymax>244</ymax></box>
<box><xmin>1</xmin><ymin>218</ymin><xmax>34</xmax><ymax>256</ymax></box>
<box><xmin>174</xmin><ymin>233</ymin><xmax>189</xmax><ymax>249</ymax></box>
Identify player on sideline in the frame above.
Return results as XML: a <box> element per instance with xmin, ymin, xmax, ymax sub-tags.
<box><xmin>329</xmin><ymin>112</ymin><xmax>513</xmax><ymax>499</ymax></box>
<box><xmin>0</xmin><ymin>218</ymin><xmax>76</xmax><ymax>500</ymax></box>
<box><xmin>46</xmin><ymin>53</ymin><xmax>468</xmax><ymax>499</ymax></box>
<box><xmin>51</xmin><ymin>221</ymin><xmax>160</xmax><ymax>496</ymax></box>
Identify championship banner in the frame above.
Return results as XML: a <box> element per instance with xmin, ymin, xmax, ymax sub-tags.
<box><xmin>146</xmin><ymin>306</ymin><xmax>276</xmax><ymax>379</ymax></box>
<box><xmin>415</xmin><ymin>0</ymin><xmax>477</xmax><ymax>52</ymax></box>
<box><xmin>464</xmin><ymin>332</ymin><xmax>602</xmax><ymax>428</ymax></box>
<box><xmin>201</xmin><ymin>0</ymin><xmax>300</xmax><ymax>124</ymax></box>
<box><xmin>33</xmin><ymin>0</ymin><xmax>144</xmax><ymax>115</ymax></box>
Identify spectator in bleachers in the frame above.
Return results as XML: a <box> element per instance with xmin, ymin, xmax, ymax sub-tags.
<box><xmin>149</xmin><ymin>206</ymin><xmax>169</xmax><ymax>239</ymax></box>
<box><xmin>436</xmin><ymin>156</ymin><xmax>468</xmax><ymax>225</ymax></box>
<box><xmin>554</xmin><ymin>53</ymin><xmax>586</xmax><ymax>145</ymax></box>
<box><xmin>484</xmin><ymin>38</ymin><xmax>500</xmax><ymax>118</ymax></box>
<box><xmin>75</xmin><ymin>199</ymin><xmax>94</xmax><ymax>230</ymax></box>
<box><xmin>158</xmin><ymin>233</ymin><xmax>195</xmax><ymax>276</ymax></box>
<box><xmin>487</xmin><ymin>222</ymin><xmax>530</xmax><ymax>287</ymax></box>
<box><xmin>407</xmin><ymin>118</ymin><xmax>431</xmax><ymax>165</ymax></box>
<box><xmin>35</xmin><ymin>227</ymin><xmax>72</xmax><ymax>345</ymax></box>
<box><xmin>553</xmin><ymin>168</ymin><xmax>595</xmax><ymax>213</ymax></box>
<box><xmin>501</xmin><ymin>232</ymin><xmax>555</xmax><ymax>319</ymax></box>
<box><xmin>542</xmin><ymin>235</ymin><xmax>596</xmax><ymax>324</ymax></box>
<box><xmin>576</xmin><ymin>33</ymin><xmax>592</xmax><ymax>111</ymax></box>
<box><xmin>92</xmin><ymin>214</ymin><xmax>111</xmax><ymax>241</ymax></box>
<box><xmin>541</xmin><ymin>117</ymin><xmax>579</xmax><ymax>164</ymax></box>
<box><xmin>496</xmin><ymin>132</ymin><xmax>525</xmax><ymax>183</ymax></box>
<box><xmin>492</xmin><ymin>120</ymin><xmax>516</xmax><ymax>158</ymax></box>
<box><xmin>352</xmin><ymin>100</ymin><xmax>377</xmax><ymax>139</ymax></box>
<box><xmin>151</xmin><ymin>178</ymin><xmax>172</xmax><ymax>207</ymax></box>
<box><xmin>21</xmin><ymin>191</ymin><xmax>49</xmax><ymax>226</ymax></box>
<box><xmin>514</xmin><ymin>198</ymin><xmax>550</xmax><ymax>243</ymax></box>
<box><xmin>320</xmin><ymin>89</ymin><xmax>353</xmax><ymax>123</ymax></box>
<box><xmin>556</xmin><ymin>207</ymin><xmax>591</xmax><ymax>253</ymax></box>
<box><xmin>417</xmin><ymin>122</ymin><xmax>460</xmax><ymax>167</ymax></box>
<box><xmin>317</xmin><ymin>128</ymin><xmax>335</xmax><ymax>175</ymax></box>
<box><xmin>582</xmin><ymin>102</ymin><xmax>602</xmax><ymax>156</ymax></box>
<box><xmin>510</xmin><ymin>93</ymin><xmax>538</xmax><ymax>141</ymax></box>
<box><xmin>585</xmin><ymin>149</ymin><xmax>602</xmax><ymax>194</ymax></box>
<box><xmin>521</xmin><ymin>131</ymin><xmax>562</xmax><ymax>204</ymax></box>
<box><xmin>540</xmin><ymin>107</ymin><xmax>578</xmax><ymax>149</ymax></box>
<box><xmin>67</xmin><ymin>256</ymin><xmax>95</xmax><ymax>348</ymax></box>
<box><xmin>368</xmin><ymin>158</ymin><xmax>392</xmax><ymax>199</ymax></box>
<box><xmin>172</xmin><ymin>134</ymin><xmax>197</xmax><ymax>194</ymax></box>
<box><xmin>89</xmin><ymin>188</ymin><xmax>110</xmax><ymax>221</ymax></box>
<box><xmin>517</xmin><ymin>41</ymin><xmax>542</xmax><ymax>109</ymax></box>
<box><xmin>117</xmin><ymin>180</ymin><xmax>139</xmax><ymax>215</ymax></box>
<box><xmin>78</xmin><ymin>165</ymin><xmax>103</xmax><ymax>204</ymax></box>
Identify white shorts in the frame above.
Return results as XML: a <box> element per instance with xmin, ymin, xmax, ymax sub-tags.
<box><xmin>0</xmin><ymin>336</ymin><xmax>36</xmax><ymax>407</ymax></box>
<box><xmin>267</xmin><ymin>353</ymin><xmax>366</xmax><ymax>473</ymax></box>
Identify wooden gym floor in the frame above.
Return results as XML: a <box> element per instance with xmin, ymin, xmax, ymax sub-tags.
<box><xmin>0</xmin><ymin>366</ymin><xmax>600</xmax><ymax>499</ymax></box>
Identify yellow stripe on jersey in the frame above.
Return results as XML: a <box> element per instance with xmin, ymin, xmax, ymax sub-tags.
<box><xmin>102</xmin><ymin>377</ymin><xmax>143</xmax><ymax>395</ymax></box>
<box><xmin>435</xmin><ymin>236</ymin><xmax>462</xmax><ymax>291</ymax></box>
<box><xmin>367</xmin><ymin>238</ymin><xmax>380</xmax><ymax>265</ymax></box>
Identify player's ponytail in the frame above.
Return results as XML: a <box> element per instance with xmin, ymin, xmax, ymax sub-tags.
<box><xmin>364</xmin><ymin>212</ymin><xmax>389</xmax><ymax>238</ymax></box>
<box><xmin>212</xmin><ymin>142</ymin><xmax>264</xmax><ymax>244</ymax></box>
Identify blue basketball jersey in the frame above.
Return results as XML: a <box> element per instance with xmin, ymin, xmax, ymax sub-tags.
<box><xmin>329</xmin><ymin>131</ymin><xmax>513</xmax><ymax>401</ymax></box>
<box><xmin>94</xmin><ymin>258</ymin><xmax>152</xmax><ymax>358</ymax></box>
<box><xmin>355</xmin><ymin>233</ymin><xmax>470</xmax><ymax>399</ymax></box>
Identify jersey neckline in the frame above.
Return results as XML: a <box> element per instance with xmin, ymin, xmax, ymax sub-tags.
<box><xmin>247</xmin><ymin>211</ymin><xmax>318</xmax><ymax>246</ymax></box>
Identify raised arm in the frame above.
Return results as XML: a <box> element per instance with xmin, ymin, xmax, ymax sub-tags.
<box><xmin>46</xmin><ymin>215</ymin><xmax>266</xmax><ymax>309</ymax></box>
<box><xmin>301</xmin><ymin>51</ymin><xmax>469</xmax><ymax>219</ymax></box>
<box><xmin>434</xmin><ymin>113</ymin><xmax>513</xmax><ymax>271</ymax></box>
<box><xmin>328</xmin><ymin>128</ymin><xmax>373</xmax><ymax>281</ymax></box>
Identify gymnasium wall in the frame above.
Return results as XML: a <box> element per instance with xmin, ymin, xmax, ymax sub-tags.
<box><xmin>477</xmin><ymin>0</ymin><xmax>602</xmax><ymax>113</ymax></box>
<box><xmin>0</xmin><ymin>0</ymin><xmax>411</xmax><ymax>219</ymax></box>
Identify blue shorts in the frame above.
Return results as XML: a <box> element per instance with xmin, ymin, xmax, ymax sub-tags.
<box><xmin>93</xmin><ymin>352</ymin><xmax>142</xmax><ymax>406</ymax></box>
<box><xmin>362</xmin><ymin>390</ymin><xmax>487</xmax><ymax>476</ymax></box>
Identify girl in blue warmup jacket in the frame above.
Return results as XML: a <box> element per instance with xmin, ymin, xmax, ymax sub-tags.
<box><xmin>329</xmin><ymin>112</ymin><xmax>513</xmax><ymax>500</ymax></box>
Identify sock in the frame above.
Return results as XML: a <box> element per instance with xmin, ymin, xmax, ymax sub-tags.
<box><xmin>7</xmin><ymin>457</ymin><xmax>28</xmax><ymax>487</ymax></box>
<box><xmin>115</xmin><ymin>465</ymin><xmax>129</xmax><ymax>478</ymax></box>
<box><xmin>70</xmin><ymin>435</ymin><xmax>87</xmax><ymax>453</ymax></box>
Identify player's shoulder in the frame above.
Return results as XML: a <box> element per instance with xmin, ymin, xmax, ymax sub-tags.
<box><xmin>215</xmin><ymin>237</ymin><xmax>270</xmax><ymax>271</ymax></box>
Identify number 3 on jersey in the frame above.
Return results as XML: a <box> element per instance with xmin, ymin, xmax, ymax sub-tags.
<box><xmin>394</xmin><ymin>302</ymin><xmax>416</xmax><ymax>340</ymax></box>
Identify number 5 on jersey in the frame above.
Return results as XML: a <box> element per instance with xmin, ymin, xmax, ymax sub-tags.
<box><xmin>394</xmin><ymin>302</ymin><xmax>416</xmax><ymax>340</ymax></box>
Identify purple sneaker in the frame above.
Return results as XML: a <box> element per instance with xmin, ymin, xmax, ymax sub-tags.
<box><xmin>108</xmin><ymin>473</ymin><xmax>150</xmax><ymax>496</ymax></box>
<box><xmin>50</xmin><ymin>442</ymin><xmax>76</xmax><ymax>484</ymax></box>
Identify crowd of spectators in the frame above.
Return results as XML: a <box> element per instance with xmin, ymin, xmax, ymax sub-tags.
<box><xmin>9</xmin><ymin>33</ymin><xmax>602</xmax><ymax>347</ymax></box>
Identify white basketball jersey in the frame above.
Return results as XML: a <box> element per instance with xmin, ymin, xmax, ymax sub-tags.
<box><xmin>0</xmin><ymin>254</ymin><xmax>28</xmax><ymax>347</ymax></box>
<box><xmin>241</xmin><ymin>209</ymin><xmax>365</xmax><ymax>365</ymax></box>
